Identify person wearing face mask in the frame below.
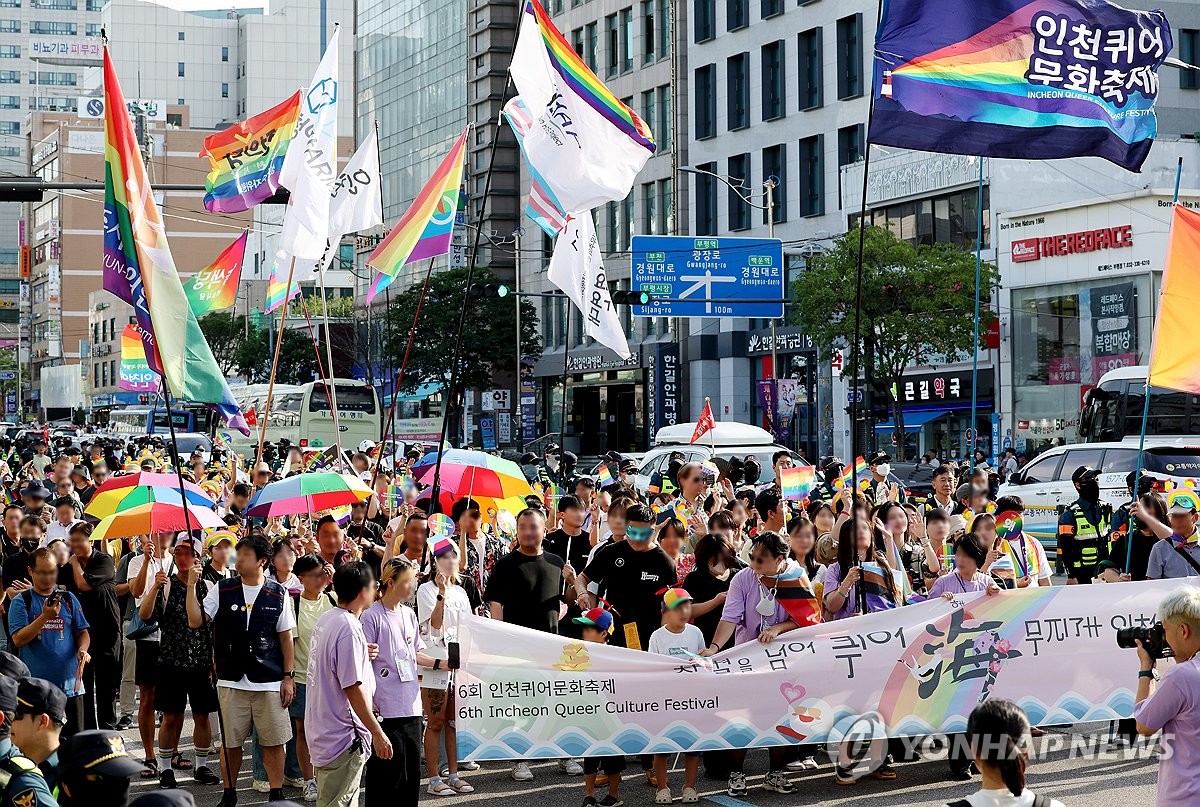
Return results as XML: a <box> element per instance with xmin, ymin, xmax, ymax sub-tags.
<box><xmin>536</xmin><ymin>444</ymin><xmax>565</xmax><ymax>490</ymax></box>
<box><xmin>1057</xmin><ymin>466</ymin><xmax>1111</xmax><ymax>584</ymax></box>
<box><xmin>865</xmin><ymin>451</ymin><xmax>904</xmax><ymax>506</ymax></box>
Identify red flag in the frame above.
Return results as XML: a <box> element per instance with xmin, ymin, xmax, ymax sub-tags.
<box><xmin>690</xmin><ymin>398</ymin><xmax>715</xmax><ymax>445</ymax></box>
<box><xmin>245</xmin><ymin>406</ymin><xmax>258</xmax><ymax>427</ymax></box>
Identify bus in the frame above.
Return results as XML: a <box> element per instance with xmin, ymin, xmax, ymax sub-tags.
<box><xmin>1079</xmin><ymin>365</ymin><xmax>1200</xmax><ymax>443</ymax></box>
<box><xmin>108</xmin><ymin>406</ymin><xmax>213</xmax><ymax>437</ymax></box>
<box><xmin>228</xmin><ymin>378</ymin><xmax>381</xmax><ymax>453</ymax></box>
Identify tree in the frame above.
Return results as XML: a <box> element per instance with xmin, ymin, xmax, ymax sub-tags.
<box><xmin>382</xmin><ymin>267</ymin><xmax>542</xmax><ymax>395</ymax></box>
<box><xmin>790</xmin><ymin>224</ymin><xmax>1000</xmax><ymax>460</ymax></box>
<box><xmin>197</xmin><ymin>312</ymin><xmax>246</xmax><ymax>377</ymax></box>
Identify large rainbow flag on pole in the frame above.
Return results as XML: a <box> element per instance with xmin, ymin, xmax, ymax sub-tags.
<box><xmin>508</xmin><ymin>0</ymin><xmax>655</xmax><ymax>213</ymax></box>
<box><xmin>183</xmin><ymin>230</ymin><xmax>247</xmax><ymax>316</ymax></box>
<box><xmin>870</xmin><ymin>0</ymin><xmax>1172</xmax><ymax>172</ymax></box>
<box><xmin>102</xmin><ymin>44</ymin><xmax>249</xmax><ymax>434</ymax></box>
<box><xmin>1147</xmin><ymin>205</ymin><xmax>1200</xmax><ymax>394</ymax></box>
<box><xmin>263</xmin><ymin>254</ymin><xmax>300</xmax><ymax>314</ymax></box>
<box><xmin>199</xmin><ymin>92</ymin><xmax>301</xmax><ymax>213</ymax></box>
<box><xmin>365</xmin><ymin>127</ymin><xmax>469</xmax><ymax>302</ymax></box>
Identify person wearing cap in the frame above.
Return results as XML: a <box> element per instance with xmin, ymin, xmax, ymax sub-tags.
<box><xmin>0</xmin><ymin>653</ymin><xmax>27</xmax><ymax>682</ymax></box>
<box><xmin>536</xmin><ymin>444</ymin><xmax>565</xmax><ymax>490</ymax></box>
<box><xmin>0</xmin><ymin>676</ymin><xmax>56</xmax><ymax>807</ymax></box>
<box><xmin>11</xmin><ymin>677</ymin><xmax>66</xmax><ymax>788</ymax></box>
<box><xmin>56</xmin><ymin>728</ymin><xmax>147</xmax><ymax>807</ymax></box>
<box><xmin>18</xmin><ymin>483</ymin><xmax>51</xmax><ymax>527</ymax></box>
<box><xmin>68</xmin><ymin>467</ymin><xmax>94</xmax><ymax>510</ymax></box>
<box><xmin>571</xmin><ymin>606</ymin><xmax>624</xmax><ymax>807</ymax></box>
<box><xmin>648</xmin><ymin>588</ymin><xmax>702</xmax><ymax>804</ymax></box>
<box><xmin>866</xmin><ymin>451</ymin><xmax>904</xmax><ymax>506</ymax></box>
<box><xmin>1057</xmin><ymin>466</ymin><xmax>1112</xmax><ymax>584</ymax></box>
<box><xmin>192</xmin><ymin>533</ymin><xmax>296</xmax><ymax>806</ymax></box>
<box><xmin>617</xmin><ymin>458</ymin><xmax>639</xmax><ymax>489</ymax></box>
<box><xmin>62</xmin><ymin>522</ymin><xmax>120</xmax><ymax>732</ymax></box>
<box><xmin>1132</xmin><ymin>491</ymin><xmax>1200</xmax><ymax>580</ymax></box>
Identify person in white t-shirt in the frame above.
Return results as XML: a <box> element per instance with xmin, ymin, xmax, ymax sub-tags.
<box><xmin>649</xmin><ymin>587</ymin><xmax>703</xmax><ymax>804</ymax></box>
<box><xmin>127</xmin><ymin>531</ymin><xmax>178</xmax><ymax>774</ymax></box>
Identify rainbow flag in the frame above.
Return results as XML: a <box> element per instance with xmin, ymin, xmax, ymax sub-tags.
<box><xmin>366</xmin><ymin>127</ymin><xmax>469</xmax><ymax>302</ymax></box>
<box><xmin>833</xmin><ymin>457</ymin><xmax>870</xmax><ymax>492</ymax></box>
<box><xmin>117</xmin><ymin>324</ymin><xmax>159</xmax><ymax>392</ymax></box>
<box><xmin>263</xmin><ymin>253</ymin><xmax>301</xmax><ymax>314</ymax></box>
<box><xmin>102</xmin><ymin>45</ymin><xmax>248</xmax><ymax>434</ymax></box>
<box><xmin>184</xmin><ymin>230</ymin><xmax>247</xmax><ymax>316</ymax></box>
<box><xmin>870</xmin><ymin>0</ymin><xmax>1171</xmax><ymax>172</ymax></box>
<box><xmin>597</xmin><ymin>464</ymin><xmax>615</xmax><ymax>488</ymax></box>
<box><xmin>779</xmin><ymin>465</ymin><xmax>816</xmax><ymax>501</ymax></box>
<box><xmin>759</xmin><ymin>567</ymin><xmax>821</xmax><ymax>627</ymax></box>
<box><xmin>1148</xmin><ymin>206</ymin><xmax>1200</xmax><ymax>394</ymax></box>
<box><xmin>200</xmin><ymin>92</ymin><xmax>301</xmax><ymax>213</ymax></box>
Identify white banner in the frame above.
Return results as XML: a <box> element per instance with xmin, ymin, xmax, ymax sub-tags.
<box><xmin>548</xmin><ymin>211</ymin><xmax>630</xmax><ymax>359</ymax></box>
<box><xmin>456</xmin><ymin>581</ymin><xmax>1180</xmax><ymax>760</ymax></box>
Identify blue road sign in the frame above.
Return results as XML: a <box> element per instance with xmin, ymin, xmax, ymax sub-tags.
<box><xmin>631</xmin><ymin>235</ymin><xmax>785</xmax><ymax>318</ymax></box>
<box><xmin>0</xmin><ymin>371</ymin><xmax>13</xmax><ymax>381</ymax></box>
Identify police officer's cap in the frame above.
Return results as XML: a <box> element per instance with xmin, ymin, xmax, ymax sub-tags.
<box><xmin>0</xmin><ymin>652</ymin><xmax>29</xmax><ymax>680</ymax></box>
<box><xmin>1071</xmin><ymin>466</ymin><xmax>1102</xmax><ymax>485</ymax></box>
<box><xmin>0</xmin><ymin>677</ymin><xmax>16</xmax><ymax>712</ymax></box>
<box><xmin>60</xmin><ymin>730</ymin><xmax>148</xmax><ymax>778</ymax></box>
<box><xmin>129</xmin><ymin>792</ymin><xmax>201</xmax><ymax>807</ymax></box>
<box><xmin>15</xmin><ymin>678</ymin><xmax>66</xmax><ymax>726</ymax></box>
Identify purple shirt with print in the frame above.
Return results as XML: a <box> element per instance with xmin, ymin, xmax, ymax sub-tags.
<box><xmin>719</xmin><ymin>562</ymin><xmax>799</xmax><ymax>646</ymax></box>
<box><xmin>304</xmin><ymin>608</ymin><xmax>376</xmax><ymax>768</ymax></box>
<box><xmin>361</xmin><ymin>600</ymin><xmax>426</xmax><ymax>719</ymax></box>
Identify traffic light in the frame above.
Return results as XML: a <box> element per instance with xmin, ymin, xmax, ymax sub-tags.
<box><xmin>468</xmin><ymin>283</ymin><xmax>510</xmax><ymax>299</ymax></box>
<box><xmin>611</xmin><ymin>289</ymin><xmax>650</xmax><ymax>305</ymax></box>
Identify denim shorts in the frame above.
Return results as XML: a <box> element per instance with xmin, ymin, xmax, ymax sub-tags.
<box><xmin>288</xmin><ymin>682</ymin><xmax>307</xmax><ymax>721</ymax></box>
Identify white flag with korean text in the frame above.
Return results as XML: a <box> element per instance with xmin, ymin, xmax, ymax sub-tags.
<box><xmin>547</xmin><ymin>211</ymin><xmax>631</xmax><ymax>359</ymax></box>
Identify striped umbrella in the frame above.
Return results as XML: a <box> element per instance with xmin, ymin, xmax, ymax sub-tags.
<box><xmin>246</xmin><ymin>472</ymin><xmax>373</xmax><ymax>517</ymax></box>
<box><xmin>86</xmin><ymin>483</ymin><xmax>217</xmax><ymax>520</ymax></box>
<box><xmin>91</xmin><ymin>500</ymin><xmax>226</xmax><ymax>542</ymax></box>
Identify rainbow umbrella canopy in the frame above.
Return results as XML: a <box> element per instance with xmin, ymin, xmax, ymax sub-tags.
<box><xmin>411</xmin><ymin>449</ymin><xmax>532</xmax><ymax>501</ymax></box>
<box><xmin>415</xmin><ymin>488</ymin><xmax>529</xmax><ymax>519</ymax></box>
<box><xmin>92</xmin><ymin>499</ymin><xmax>226</xmax><ymax>541</ymax></box>
<box><xmin>246</xmin><ymin>472</ymin><xmax>373</xmax><ymax>517</ymax></box>
<box><xmin>87</xmin><ymin>481</ymin><xmax>216</xmax><ymax>520</ymax></box>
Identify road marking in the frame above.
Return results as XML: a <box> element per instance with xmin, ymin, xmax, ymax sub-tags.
<box><xmin>704</xmin><ymin>795</ymin><xmax>758</xmax><ymax>807</ymax></box>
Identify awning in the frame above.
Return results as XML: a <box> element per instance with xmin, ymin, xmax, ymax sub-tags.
<box><xmin>383</xmin><ymin>382</ymin><xmax>443</xmax><ymax>405</ymax></box>
<box><xmin>875</xmin><ymin>409</ymin><xmax>950</xmax><ymax>431</ymax></box>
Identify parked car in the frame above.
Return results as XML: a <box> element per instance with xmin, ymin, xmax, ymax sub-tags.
<box><xmin>630</xmin><ymin>422</ymin><xmax>806</xmax><ymax>494</ymax></box>
<box><xmin>996</xmin><ymin>439</ymin><xmax>1200</xmax><ymax>563</ymax></box>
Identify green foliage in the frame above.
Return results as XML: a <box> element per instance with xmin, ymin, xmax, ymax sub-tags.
<box><xmin>382</xmin><ymin>267</ymin><xmax>543</xmax><ymax>395</ymax></box>
<box><xmin>198</xmin><ymin>311</ymin><xmax>320</xmax><ymax>384</ymax></box>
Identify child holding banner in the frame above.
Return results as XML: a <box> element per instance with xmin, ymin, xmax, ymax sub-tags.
<box><xmin>572</xmin><ymin>607</ymin><xmax>624</xmax><ymax>807</ymax></box>
<box><xmin>648</xmin><ymin>588</ymin><xmax>702</xmax><ymax>804</ymax></box>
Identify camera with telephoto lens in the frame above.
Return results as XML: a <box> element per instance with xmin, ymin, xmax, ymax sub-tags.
<box><xmin>1116</xmin><ymin>622</ymin><xmax>1174</xmax><ymax>659</ymax></box>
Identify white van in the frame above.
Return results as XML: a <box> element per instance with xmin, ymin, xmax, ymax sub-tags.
<box><xmin>631</xmin><ymin>421</ymin><xmax>805</xmax><ymax>494</ymax></box>
<box><xmin>996</xmin><ymin>439</ymin><xmax>1200</xmax><ymax>558</ymax></box>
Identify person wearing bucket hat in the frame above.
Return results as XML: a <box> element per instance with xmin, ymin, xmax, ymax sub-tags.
<box><xmin>202</xmin><ymin>530</ymin><xmax>237</xmax><ymax>586</ymax></box>
<box><xmin>57</xmin><ymin>729</ymin><xmax>148</xmax><ymax>806</ymax></box>
<box><xmin>1133</xmin><ymin>490</ymin><xmax>1200</xmax><ymax>580</ymax></box>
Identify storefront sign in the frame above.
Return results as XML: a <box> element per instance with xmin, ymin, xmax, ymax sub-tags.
<box><xmin>480</xmin><ymin>416</ymin><xmax>497</xmax><ymax>451</ymax></box>
<box><xmin>1011</xmin><ymin>225</ymin><xmax>1133</xmax><ymax>263</ymax></box>
<box><xmin>650</xmin><ymin>342</ymin><xmax>680</xmax><ymax>436</ymax></box>
<box><xmin>457</xmin><ymin>582</ymin><xmax>1171</xmax><ymax>759</ymax></box>
<box><xmin>1047</xmin><ymin>356</ymin><xmax>1080</xmax><ymax>385</ymax></box>
<box><xmin>747</xmin><ymin>327</ymin><xmax>814</xmax><ymax>356</ymax></box>
<box><xmin>497</xmin><ymin>412</ymin><xmax>512</xmax><ymax>444</ymax></box>
<box><xmin>896</xmin><ymin>368</ymin><xmax>993</xmax><ymax>405</ymax></box>
<box><xmin>1090</xmin><ymin>281</ymin><xmax>1137</xmax><ymax>377</ymax></box>
<box><xmin>565</xmin><ymin>353</ymin><xmax>640</xmax><ymax>373</ymax></box>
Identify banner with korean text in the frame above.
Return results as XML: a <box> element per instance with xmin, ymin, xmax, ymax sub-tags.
<box><xmin>456</xmin><ymin>581</ymin><xmax>1176</xmax><ymax>759</ymax></box>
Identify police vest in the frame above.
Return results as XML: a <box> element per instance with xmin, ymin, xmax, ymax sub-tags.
<box><xmin>212</xmin><ymin>577</ymin><xmax>287</xmax><ymax>683</ymax></box>
<box><xmin>0</xmin><ymin>754</ymin><xmax>46</xmax><ymax>806</ymax></box>
<box><xmin>1067</xmin><ymin>502</ymin><xmax>1111</xmax><ymax>568</ymax></box>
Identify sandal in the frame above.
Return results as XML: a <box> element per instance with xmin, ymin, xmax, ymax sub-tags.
<box><xmin>170</xmin><ymin>753</ymin><xmax>194</xmax><ymax>771</ymax></box>
<box><xmin>140</xmin><ymin>758</ymin><xmax>159</xmax><ymax>779</ymax></box>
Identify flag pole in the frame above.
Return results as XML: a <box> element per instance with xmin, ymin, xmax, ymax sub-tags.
<box><xmin>560</xmin><ymin>311</ymin><xmax>571</xmax><ymax>450</ymax></box>
<box><xmin>316</xmin><ymin>258</ymin><xmax>344</xmax><ymax>459</ymax></box>
<box><xmin>256</xmin><ymin>255</ymin><xmax>297</xmax><ymax>467</ymax></box>
<box><xmin>969</xmin><ymin>156</ymin><xmax>983</xmax><ymax>473</ymax></box>
<box><xmin>1129</xmin><ymin>156</ymin><xmax>1183</xmax><ymax>571</ymax></box>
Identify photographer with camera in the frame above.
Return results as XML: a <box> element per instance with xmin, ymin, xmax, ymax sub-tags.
<box><xmin>1131</xmin><ymin>586</ymin><xmax>1200</xmax><ymax>806</ymax></box>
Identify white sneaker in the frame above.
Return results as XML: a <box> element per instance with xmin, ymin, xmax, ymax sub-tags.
<box><xmin>251</xmin><ymin>780</ymin><xmax>271</xmax><ymax>793</ymax></box>
<box><xmin>512</xmin><ymin>761</ymin><xmax>534</xmax><ymax>781</ymax></box>
<box><xmin>559</xmin><ymin>758</ymin><xmax>584</xmax><ymax>776</ymax></box>
<box><xmin>303</xmin><ymin>779</ymin><xmax>318</xmax><ymax>802</ymax></box>
<box><xmin>283</xmin><ymin>776</ymin><xmax>306</xmax><ymax>787</ymax></box>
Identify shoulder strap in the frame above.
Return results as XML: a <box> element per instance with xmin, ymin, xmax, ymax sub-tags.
<box><xmin>0</xmin><ymin>754</ymin><xmax>42</xmax><ymax>776</ymax></box>
<box><xmin>1032</xmin><ymin>795</ymin><xmax>1050</xmax><ymax>807</ymax></box>
<box><xmin>21</xmin><ymin>589</ymin><xmax>30</xmax><ymax>611</ymax></box>
<box><xmin>1174</xmin><ymin>543</ymin><xmax>1200</xmax><ymax>577</ymax></box>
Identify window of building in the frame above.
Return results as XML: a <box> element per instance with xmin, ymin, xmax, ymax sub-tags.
<box><xmin>727</xmin><ymin>51</ymin><xmax>749</xmax><ymax>130</ymax></box>
<box><xmin>31</xmin><ymin>71</ymin><xmax>76</xmax><ymax>86</ymax></box>
<box><xmin>30</xmin><ymin>0</ymin><xmax>75</xmax><ymax>8</ymax></box>
<box><xmin>0</xmin><ymin>45</ymin><xmax>18</xmax><ymax>58</ymax></box>
<box><xmin>1182</xmin><ymin>30</ymin><xmax>1199</xmax><ymax>90</ymax></box>
<box><xmin>620</xmin><ymin>6</ymin><xmax>633</xmax><ymax>72</ymax></box>
<box><xmin>86</xmin><ymin>0</ymin><xmax>103</xmax><ymax>9</ymax></box>
<box><xmin>572</xmin><ymin>27</ymin><xmax>583</xmax><ymax>56</ymax></box>
<box><xmin>799</xmin><ymin>27</ymin><xmax>823</xmax><ymax>109</ymax></box>
<box><xmin>642</xmin><ymin>181</ymin><xmax>657</xmax><ymax>234</ymax></box>
<box><xmin>798</xmin><ymin>135</ymin><xmax>823</xmax><ymax>217</ymax></box>
<box><xmin>177</xmin><ymin>62</ymin><xmax>185</xmax><ymax>77</ymax></box>
<box><xmin>85</xmin><ymin>23</ymin><xmax>101</xmax><ymax>36</ymax></box>
<box><xmin>221</xmin><ymin>82</ymin><xmax>229</xmax><ymax>98</ymax></box>
<box><xmin>657</xmin><ymin>0</ymin><xmax>670</xmax><ymax>59</ymax></box>
<box><xmin>727</xmin><ymin>0</ymin><xmax>747</xmax><ymax>30</ymax></box>
<box><xmin>853</xmin><ymin>186</ymin><xmax>992</xmax><ymax>249</ymax></box>
<box><xmin>694</xmin><ymin>0</ymin><xmax>715</xmax><ymax>42</ymax></box>
<box><xmin>605</xmin><ymin>14</ymin><xmax>618</xmax><ymax>77</ymax></box>
<box><xmin>657</xmin><ymin>177</ymin><xmax>673</xmax><ymax>234</ymax></box>
<box><xmin>621</xmin><ymin>196</ymin><xmax>634</xmax><ymax>251</ymax></box>
<box><xmin>606</xmin><ymin>200</ymin><xmax>619</xmax><ymax>253</ymax></box>
<box><xmin>177</xmin><ymin>31</ymin><xmax>184</xmax><ymax>41</ymax></box>
<box><xmin>728</xmin><ymin>152</ymin><xmax>751</xmax><ymax>231</ymax></box>
<box><xmin>761</xmin><ymin>0</ymin><xmax>783</xmax><ymax>18</ymax></box>
<box><xmin>657</xmin><ymin>84</ymin><xmax>672</xmax><ymax>151</ymax></box>
<box><xmin>694</xmin><ymin>64</ymin><xmax>716</xmax><ymax>139</ymax></box>
<box><xmin>0</xmin><ymin>96</ymin><xmax>18</xmax><ymax>109</ymax></box>
<box><xmin>761</xmin><ymin>40</ymin><xmax>785</xmax><ymax>121</ymax></box>
<box><xmin>166</xmin><ymin>112</ymin><xmax>182</xmax><ymax>126</ymax></box>
<box><xmin>696</xmin><ymin>162</ymin><xmax>718</xmax><ymax>236</ymax></box>
<box><xmin>763</xmin><ymin>145</ymin><xmax>787</xmax><ymax>224</ymax></box>
<box><xmin>836</xmin><ymin>14</ymin><xmax>863</xmax><ymax>99</ymax></box>
<box><xmin>584</xmin><ymin>22</ymin><xmax>597</xmax><ymax>70</ymax></box>
<box><xmin>641</xmin><ymin>88</ymin><xmax>656</xmax><ymax>146</ymax></box>
<box><xmin>0</xmin><ymin>20</ymin><xmax>17</xmax><ymax>33</ymax></box>
<box><xmin>29</xmin><ymin>21</ymin><xmax>75</xmax><ymax>34</ymax></box>
<box><xmin>837</xmin><ymin>124</ymin><xmax>863</xmax><ymax>166</ymax></box>
<box><xmin>0</xmin><ymin>146</ymin><xmax>17</xmax><ymax>157</ymax></box>
<box><xmin>642</xmin><ymin>0</ymin><xmax>655</xmax><ymax>62</ymax></box>
<box><xmin>0</xmin><ymin>0</ymin><xmax>17</xmax><ymax>7</ymax></box>
<box><xmin>221</xmin><ymin>46</ymin><xmax>229</xmax><ymax>62</ymax></box>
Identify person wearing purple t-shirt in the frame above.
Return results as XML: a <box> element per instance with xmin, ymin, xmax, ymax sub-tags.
<box><xmin>362</xmin><ymin>558</ymin><xmax>441</xmax><ymax>807</ymax></box>
<box><xmin>926</xmin><ymin>533</ymin><xmax>1001</xmax><ymax>601</ymax></box>
<box><xmin>1133</xmin><ymin>585</ymin><xmax>1200</xmax><ymax>807</ymax></box>
<box><xmin>305</xmin><ymin>561</ymin><xmax>392</xmax><ymax>807</ymax></box>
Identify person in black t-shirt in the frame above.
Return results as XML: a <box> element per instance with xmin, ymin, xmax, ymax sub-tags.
<box><xmin>543</xmin><ymin>495</ymin><xmax>591</xmax><ymax>573</ymax></box>
<box><xmin>485</xmin><ymin>508</ymin><xmax>566</xmax><ymax>633</ymax></box>
<box><xmin>62</xmin><ymin>522</ymin><xmax>120</xmax><ymax>730</ymax></box>
<box><xmin>573</xmin><ymin>504</ymin><xmax>676</xmax><ymax>651</ymax></box>
<box><xmin>345</xmin><ymin>501</ymin><xmax>385</xmax><ymax>579</ymax></box>
<box><xmin>682</xmin><ymin>533</ymin><xmax>744</xmax><ymax>648</ymax></box>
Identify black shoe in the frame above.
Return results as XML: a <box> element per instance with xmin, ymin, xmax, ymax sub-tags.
<box><xmin>194</xmin><ymin>765</ymin><xmax>220</xmax><ymax>785</ymax></box>
<box><xmin>159</xmin><ymin>769</ymin><xmax>177</xmax><ymax>789</ymax></box>
<box><xmin>948</xmin><ymin>768</ymin><xmax>973</xmax><ymax>781</ymax></box>
<box><xmin>598</xmin><ymin>796</ymin><xmax>624</xmax><ymax>807</ymax></box>
<box><xmin>217</xmin><ymin>788</ymin><xmax>237</xmax><ymax>807</ymax></box>
<box><xmin>268</xmin><ymin>788</ymin><xmax>285</xmax><ymax>802</ymax></box>
<box><xmin>115</xmin><ymin>715</ymin><xmax>133</xmax><ymax>730</ymax></box>
<box><xmin>581</xmin><ymin>798</ymin><xmax>599</xmax><ymax>807</ymax></box>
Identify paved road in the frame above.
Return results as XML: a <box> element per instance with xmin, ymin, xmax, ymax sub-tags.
<box><xmin>118</xmin><ymin>719</ymin><xmax>1158</xmax><ymax>806</ymax></box>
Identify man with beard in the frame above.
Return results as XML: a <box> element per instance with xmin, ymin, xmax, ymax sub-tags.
<box><xmin>1057</xmin><ymin>466</ymin><xmax>1111</xmax><ymax>584</ymax></box>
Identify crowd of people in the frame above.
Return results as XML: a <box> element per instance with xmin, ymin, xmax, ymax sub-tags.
<box><xmin>0</xmin><ymin>429</ymin><xmax>1192</xmax><ymax>807</ymax></box>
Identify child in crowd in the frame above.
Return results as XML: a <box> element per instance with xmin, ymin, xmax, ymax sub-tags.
<box><xmin>648</xmin><ymin>588</ymin><xmax>702</xmax><ymax>804</ymax></box>
<box><xmin>574</xmin><ymin>606</ymin><xmax>624</xmax><ymax>807</ymax></box>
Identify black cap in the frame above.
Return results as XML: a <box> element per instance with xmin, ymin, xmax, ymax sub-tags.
<box><xmin>129</xmin><ymin>792</ymin><xmax>200</xmax><ymax>807</ymax></box>
<box><xmin>603</xmin><ymin>451</ymin><xmax>622</xmax><ymax>463</ymax></box>
<box><xmin>0</xmin><ymin>677</ymin><xmax>17</xmax><ymax>712</ymax></box>
<box><xmin>520</xmin><ymin>452</ymin><xmax>539</xmax><ymax>466</ymax></box>
<box><xmin>60</xmin><ymin>730</ymin><xmax>148</xmax><ymax>778</ymax></box>
<box><xmin>561</xmin><ymin>451</ymin><xmax>578</xmax><ymax>465</ymax></box>
<box><xmin>868</xmin><ymin>451</ymin><xmax>891</xmax><ymax>466</ymax></box>
<box><xmin>619</xmin><ymin>458</ymin><xmax>639</xmax><ymax>473</ymax></box>
<box><xmin>16</xmin><ymin>677</ymin><xmax>67</xmax><ymax>725</ymax></box>
<box><xmin>0</xmin><ymin>651</ymin><xmax>30</xmax><ymax>680</ymax></box>
<box><xmin>1071</xmin><ymin>466</ymin><xmax>1101</xmax><ymax>485</ymax></box>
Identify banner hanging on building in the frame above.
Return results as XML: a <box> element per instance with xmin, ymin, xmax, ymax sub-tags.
<box><xmin>118</xmin><ymin>324</ymin><xmax>159</xmax><ymax>393</ymax></box>
<box><xmin>870</xmin><ymin>0</ymin><xmax>1172</xmax><ymax>172</ymax></box>
<box><xmin>456</xmin><ymin>581</ymin><xmax>1173</xmax><ymax>759</ymax></box>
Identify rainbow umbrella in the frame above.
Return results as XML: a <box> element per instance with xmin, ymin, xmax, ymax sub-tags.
<box><xmin>246</xmin><ymin>472</ymin><xmax>373</xmax><ymax>517</ymax></box>
<box><xmin>91</xmin><ymin>500</ymin><xmax>226</xmax><ymax>541</ymax></box>
<box><xmin>412</xmin><ymin>449</ymin><xmax>532</xmax><ymax>501</ymax></box>
<box><xmin>414</xmin><ymin>488</ymin><xmax>529</xmax><ymax>518</ymax></box>
<box><xmin>86</xmin><ymin>483</ymin><xmax>217</xmax><ymax>520</ymax></box>
<box><xmin>91</xmin><ymin>472</ymin><xmax>210</xmax><ymax>499</ymax></box>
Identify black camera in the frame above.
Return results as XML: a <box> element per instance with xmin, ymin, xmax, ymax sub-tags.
<box><xmin>1116</xmin><ymin>622</ymin><xmax>1174</xmax><ymax>660</ymax></box>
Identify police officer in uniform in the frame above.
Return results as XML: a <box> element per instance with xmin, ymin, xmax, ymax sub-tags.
<box><xmin>9</xmin><ymin>678</ymin><xmax>66</xmax><ymax>793</ymax></box>
<box><xmin>56</xmin><ymin>729</ymin><xmax>147</xmax><ymax>807</ymax></box>
<box><xmin>1057</xmin><ymin>466</ymin><xmax>1112</xmax><ymax>583</ymax></box>
<box><xmin>0</xmin><ymin>676</ymin><xmax>56</xmax><ymax>807</ymax></box>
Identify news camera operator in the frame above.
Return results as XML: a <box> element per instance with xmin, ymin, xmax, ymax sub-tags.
<box><xmin>1130</xmin><ymin>585</ymin><xmax>1200</xmax><ymax>806</ymax></box>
